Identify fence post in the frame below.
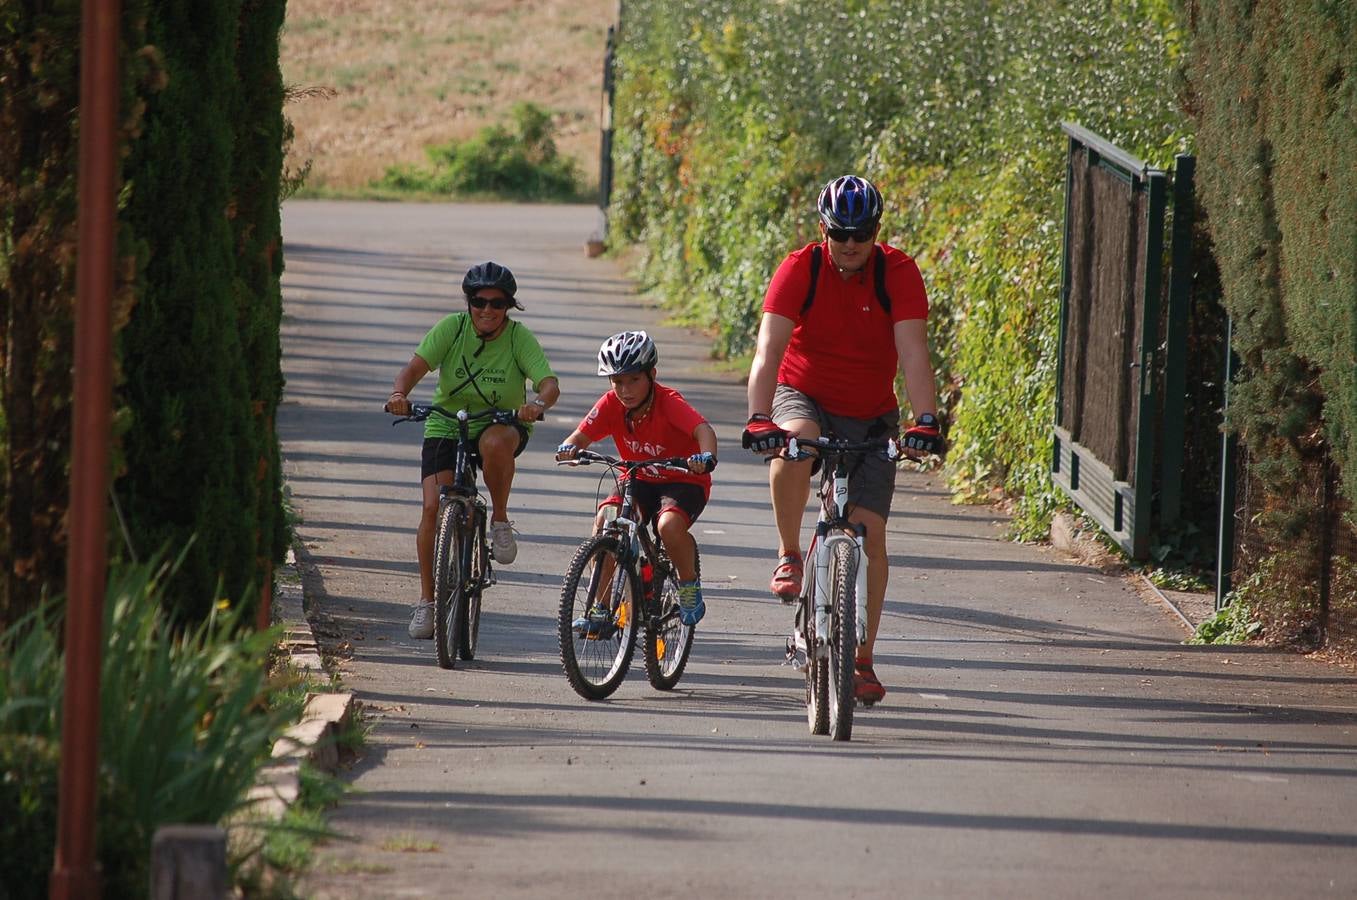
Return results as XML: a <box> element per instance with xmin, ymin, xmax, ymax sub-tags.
<box><xmin>1215</xmin><ymin>318</ymin><xmax>1239</xmax><ymax>610</ymax></box>
<box><xmin>151</xmin><ymin>825</ymin><xmax>228</xmax><ymax>900</ymax></box>
<box><xmin>1160</xmin><ymin>154</ymin><xmax>1196</xmax><ymax>528</ymax></box>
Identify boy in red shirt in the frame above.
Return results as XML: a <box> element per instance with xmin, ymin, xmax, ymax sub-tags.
<box><xmin>555</xmin><ymin>331</ymin><xmax>718</xmax><ymax>625</ymax></box>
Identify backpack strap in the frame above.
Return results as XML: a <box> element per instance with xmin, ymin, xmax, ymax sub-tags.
<box><xmin>871</xmin><ymin>245</ymin><xmax>891</xmax><ymax>314</ymax></box>
<box><xmin>799</xmin><ymin>244</ymin><xmax>823</xmax><ymax>317</ymax></box>
<box><xmin>799</xmin><ymin>243</ymin><xmax>892</xmax><ymax>317</ymax></box>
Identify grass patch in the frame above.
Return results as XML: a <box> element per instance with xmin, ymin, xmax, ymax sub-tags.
<box><xmin>379</xmin><ymin>833</ymin><xmax>441</xmax><ymax>853</ymax></box>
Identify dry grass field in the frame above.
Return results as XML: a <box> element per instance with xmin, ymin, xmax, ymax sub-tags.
<box><xmin>280</xmin><ymin>0</ymin><xmax>618</xmax><ymax>194</ymax></box>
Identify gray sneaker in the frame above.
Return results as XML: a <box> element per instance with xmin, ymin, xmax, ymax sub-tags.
<box><xmin>408</xmin><ymin>601</ymin><xmax>434</xmax><ymax>639</ymax></box>
<box><xmin>490</xmin><ymin>520</ymin><xmax>518</xmax><ymax>565</ymax></box>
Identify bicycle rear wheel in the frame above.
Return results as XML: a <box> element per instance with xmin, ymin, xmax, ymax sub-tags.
<box><xmin>434</xmin><ymin>498</ymin><xmax>470</xmax><ymax>670</ymax></box>
<box><xmin>827</xmin><ymin>541</ymin><xmax>858</xmax><ymax>741</ymax></box>
<box><xmin>558</xmin><ymin>534</ymin><xmax>638</xmax><ymax>700</ymax></box>
<box><xmin>458</xmin><ymin>516</ymin><xmax>486</xmax><ymax>660</ymax></box>
<box><xmin>643</xmin><ymin>547</ymin><xmax>698</xmax><ymax>691</ymax></box>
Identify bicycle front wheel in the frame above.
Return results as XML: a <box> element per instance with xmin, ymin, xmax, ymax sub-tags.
<box><xmin>643</xmin><ymin>547</ymin><xmax>698</xmax><ymax>691</ymax></box>
<box><xmin>558</xmin><ymin>534</ymin><xmax>639</xmax><ymax>700</ymax></box>
<box><xmin>804</xmin><ymin>581</ymin><xmax>829</xmax><ymax>735</ymax></box>
<box><xmin>433</xmin><ymin>498</ymin><xmax>470</xmax><ymax>670</ymax></box>
<box><xmin>827</xmin><ymin>541</ymin><xmax>858</xmax><ymax>741</ymax></box>
<box><xmin>458</xmin><ymin>515</ymin><xmax>485</xmax><ymax>661</ymax></box>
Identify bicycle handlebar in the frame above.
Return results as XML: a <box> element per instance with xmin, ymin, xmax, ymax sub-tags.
<box><xmin>782</xmin><ymin>434</ymin><xmax>902</xmax><ymax>463</ymax></box>
<box><xmin>392</xmin><ymin>404</ymin><xmax>519</xmax><ymax>427</ymax></box>
<box><xmin>557</xmin><ymin>448</ymin><xmax>692</xmax><ymax>473</ymax></box>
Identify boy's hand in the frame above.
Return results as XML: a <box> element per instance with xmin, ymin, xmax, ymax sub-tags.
<box><xmin>556</xmin><ymin>442</ymin><xmax>580</xmax><ymax>462</ymax></box>
<box><xmin>385</xmin><ymin>391</ymin><xmax>411</xmax><ymax>416</ymax></box>
<box><xmin>687</xmin><ymin>451</ymin><xmax>717</xmax><ymax>474</ymax></box>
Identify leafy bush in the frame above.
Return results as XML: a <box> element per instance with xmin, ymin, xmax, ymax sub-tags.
<box><xmin>379</xmin><ymin>101</ymin><xmax>585</xmax><ymax>201</ymax></box>
<box><xmin>609</xmin><ymin>0</ymin><xmax>1186</xmax><ymax>536</ymax></box>
<box><xmin>0</xmin><ymin>556</ymin><xmax>302</xmax><ymax>897</ymax></box>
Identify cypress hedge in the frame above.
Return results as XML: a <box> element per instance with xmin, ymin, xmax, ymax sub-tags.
<box><xmin>0</xmin><ymin>1</ymin><xmax>289</xmax><ymax>626</ymax></box>
<box><xmin>1183</xmin><ymin>1</ymin><xmax>1356</xmax><ymax>631</ymax></box>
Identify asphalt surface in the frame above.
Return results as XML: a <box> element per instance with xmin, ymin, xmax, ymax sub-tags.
<box><xmin>279</xmin><ymin>200</ymin><xmax>1357</xmax><ymax>899</ymax></box>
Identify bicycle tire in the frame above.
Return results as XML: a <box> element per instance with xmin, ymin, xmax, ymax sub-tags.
<box><xmin>804</xmin><ymin>583</ymin><xmax>830</xmax><ymax>735</ymax></box>
<box><xmin>643</xmin><ymin>546</ymin><xmax>699</xmax><ymax>691</ymax></box>
<box><xmin>433</xmin><ymin>498</ymin><xmax>470</xmax><ymax>670</ymax></box>
<box><xmin>827</xmin><ymin>541</ymin><xmax>858</xmax><ymax>741</ymax></box>
<box><xmin>558</xmin><ymin>534</ymin><xmax>638</xmax><ymax>700</ymax></box>
<box><xmin>458</xmin><ymin>514</ymin><xmax>485</xmax><ymax>660</ymax></box>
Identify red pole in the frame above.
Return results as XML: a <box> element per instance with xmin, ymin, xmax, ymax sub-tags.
<box><xmin>50</xmin><ymin>0</ymin><xmax>120</xmax><ymax>896</ymax></box>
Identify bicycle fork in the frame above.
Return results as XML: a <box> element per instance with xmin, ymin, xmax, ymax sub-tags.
<box><xmin>811</xmin><ymin>526</ymin><xmax>869</xmax><ymax>649</ymax></box>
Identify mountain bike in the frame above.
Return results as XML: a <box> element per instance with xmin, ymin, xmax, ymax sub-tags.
<box><xmin>394</xmin><ymin>404</ymin><xmax>515</xmax><ymax>669</ymax></box>
<box><xmin>555</xmin><ymin>450</ymin><xmax>700</xmax><ymax>700</ymax></box>
<box><xmin>780</xmin><ymin>433</ymin><xmax>902</xmax><ymax>741</ymax></box>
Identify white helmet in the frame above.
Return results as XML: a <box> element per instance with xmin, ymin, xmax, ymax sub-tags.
<box><xmin>597</xmin><ymin>330</ymin><xmax>658</xmax><ymax>375</ymax></box>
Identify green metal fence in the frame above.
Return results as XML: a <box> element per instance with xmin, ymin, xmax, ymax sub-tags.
<box><xmin>1052</xmin><ymin>123</ymin><xmax>1195</xmax><ymax>560</ymax></box>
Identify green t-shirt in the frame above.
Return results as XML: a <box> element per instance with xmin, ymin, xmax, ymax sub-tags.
<box><xmin>414</xmin><ymin>312</ymin><xmax>556</xmax><ymax>439</ymax></box>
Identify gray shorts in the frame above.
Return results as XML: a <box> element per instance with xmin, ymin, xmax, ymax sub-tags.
<box><xmin>771</xmin><ymin>384</ymin><xmax>900</xmax><ymax>519</ymax></box>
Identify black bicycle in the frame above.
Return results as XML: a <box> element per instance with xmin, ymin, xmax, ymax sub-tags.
<box><xmin>555</xmin><ymin>450</ymin><xmax>700</xmax><ymax>700</ymax></box>
<box><xmin>394</xmin><ymin>404</ymin><xmax>515</xmax><ymax>669</ymax></box>
<box><xmin>779</xmin><ymin>433</ymin><xmax>901</xmax><ymax>741</ymax></box>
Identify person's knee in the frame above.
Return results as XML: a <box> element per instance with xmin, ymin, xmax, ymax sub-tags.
<box><xmin>657</xmin><ymin>511</ymin><xmax>690</xmax><ymax>543</ymax></box>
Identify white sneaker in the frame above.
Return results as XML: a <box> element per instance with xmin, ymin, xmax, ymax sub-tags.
<box><xmin>490</xmin><ymin>520</ymin><xmax>518</xmax><ymax>564</ymax></box>
<box><xmin>408</xmin><ymin>601</ymin><xmax>434</xmax><ymax>639</ymax></box>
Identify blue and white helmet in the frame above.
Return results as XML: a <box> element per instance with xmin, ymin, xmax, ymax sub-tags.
<box><xmin>816</xmin><ymin>175</ymin><xmax>883</xmax><ymax>231</ymax></box>
<box><xmin>597</xmin><ymin>330</ymin><xmax>658</xmax><ymax>376</ymax></box>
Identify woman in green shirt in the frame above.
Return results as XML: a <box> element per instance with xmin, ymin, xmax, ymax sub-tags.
<box><xmin>385</xmin><ymin>261</ymin><xmax>560</xmax><ymax>639</ymax></box>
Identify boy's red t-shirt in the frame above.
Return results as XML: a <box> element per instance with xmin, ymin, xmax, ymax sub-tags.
<box><xmin>579</xmin><ymin>384</ymin><xmax>711</xmax><ymax>497</ymax></box>
<box><xmin>763</xmin><ymin>241</ymin><xmax>928</xmax><ymax>418</ymax></box>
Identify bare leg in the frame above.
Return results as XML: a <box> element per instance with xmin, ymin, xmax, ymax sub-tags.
<box><xmin>657</xmin><ymin>510</ymin><xmax>697</xmax><ymax>582</ymax></box>
<box><xmin>847</xmin><ymin>506</ymin><xmax>889</xmax><ymax>663</ymax></box>
<box><xmin>477</xmin><ymin>424</ymin><xmax>519</xmax><ymax>522</ymax></box>
<box><xmin>417</xmin><ymin>470</ymin><xmax>455</xmax><ymax>600</ymax></box>
<box><xmin>768</xmin><ymin>417</ymin><xmax>820</xmax><ymax>558</ymax></box>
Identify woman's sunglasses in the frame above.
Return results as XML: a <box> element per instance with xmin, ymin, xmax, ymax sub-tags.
<box><xmin>469</xmin><ymin>295</ymin><xmax>514</xmax><ymax>310</ymax></box>
<box><xmin>826</xmin><ymin>226</ymin><xmax>876</xmax><ymax>244</ymax></box>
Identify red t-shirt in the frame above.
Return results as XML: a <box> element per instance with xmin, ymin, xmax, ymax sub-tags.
<box><xmin>763</xmin><ymin>241</ymin><xmax>928</xmax><ymax>418</ymax></box>
<box><xmin>578</xmin><ymin>384</ymin><xmax>712</xmax><ymax>496</ymax></box>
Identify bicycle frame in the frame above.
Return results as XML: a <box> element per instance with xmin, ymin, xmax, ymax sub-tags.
<box><xmin>786</xmin><ymin>434</ymin><xmax>900</xmax><ymax>659</ymax></box>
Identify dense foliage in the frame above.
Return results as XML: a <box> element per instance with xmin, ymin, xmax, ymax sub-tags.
<box><xmin>1182</xmin><ymin>0</ymin><xmax>1356</xmax><ymax>638</ymax></box>
<box><xmin>608</xmin><ymin>0</ymin><xmax>1186</xmax><ymax>536</ymax></box>
<box><xmin>1</xmin><ymin>0</ymin><xmax>290</xmax><ymax>626</ymax></box>
<box><xmin>0</xmin><ymin>558</ymin><xmax>300</xmax><ymax>898</ymax></box>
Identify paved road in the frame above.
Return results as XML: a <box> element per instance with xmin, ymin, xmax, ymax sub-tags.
<box><xmin>279</xmin><ymin>200</ymin><xmax>1357</xmax><ymax>899</ymax></box>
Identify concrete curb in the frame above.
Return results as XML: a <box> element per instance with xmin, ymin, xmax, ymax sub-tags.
<box><xmin>244</xmin><ymin>548</ymin><xmax>357</xmax><ymax>821</ymax></box>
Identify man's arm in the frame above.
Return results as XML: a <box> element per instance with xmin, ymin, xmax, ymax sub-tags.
<box><xmin>893</xmin><ymin>319</ymin><xmax>937</xmax><ymax>419</ymax></box>
<box><xmin>746</xmin><ymin>312</ymin><xmax>795</xmax><ymax>417</ymax></box>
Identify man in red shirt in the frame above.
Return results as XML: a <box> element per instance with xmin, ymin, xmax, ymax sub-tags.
<box><xmin>742</xmin><ymin>174</ymin><xmax>944</xmax><ymax>704</ymax></box>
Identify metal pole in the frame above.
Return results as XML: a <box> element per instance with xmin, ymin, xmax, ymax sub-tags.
<box><xmin>51</xmin><ymin>0</ymin><xmax>120</xmax><ymax>896</ymax></box>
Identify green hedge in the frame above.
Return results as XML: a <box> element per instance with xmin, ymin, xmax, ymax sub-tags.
<box><xmin>609</xmin><ymin>0</ymin><xmax>1185</xmax><ymax>536</ymax></box>
<box><xmin>1</xmin><ymin>1</ymin><xmax>290</xmax><ymax>627</ymax></box>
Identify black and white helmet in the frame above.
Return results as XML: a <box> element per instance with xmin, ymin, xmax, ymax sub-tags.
<box><xmin>597</xmin><ymin>330</ymin><xmax>658</xmax><ymax>376</ymax></box>
<box><xmin>816</xmin><ymin>175</ymin><xmax>883</xmax><ymax>231</ymax></box>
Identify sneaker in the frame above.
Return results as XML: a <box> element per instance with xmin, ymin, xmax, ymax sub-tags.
<box><xmin>853</xmin><ymin>661</ymin><xmax>886</xmax><ymax>706</ymax></box>
<box><xmin>572</xmin><ymin>605</ymin><xmax>614</xmax><ymax>640</ymax></box>
<box><xmin>770</xmin><ymin>553</ymin><xmax>803</xmax><ymax>603</ymax></box>
<box><xmin>490</xmin><ymin>520</ymin><xmax>518</xmax><ymax>564</ymax></box>
<box><xmin>677</xmin><ymin>581</ymin><xmax>705</xmax><ymax>627</ymax></box>
<box><xmin>408</xmin><ymin>601</ymin><xmax>435</xmax><ymax>639</ymax></box>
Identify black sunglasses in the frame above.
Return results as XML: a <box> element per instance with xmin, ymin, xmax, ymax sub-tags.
<box><xmin>468</xmin><ymin>295</ymin><xmax>514</xmax><ymax>310</ymax></box>
<box><xmin>826</xmin><ymin>226</ymin><xmax>876</xmax><ymax>244</ymax></box>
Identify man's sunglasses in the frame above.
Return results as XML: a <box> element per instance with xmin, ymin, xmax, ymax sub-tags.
<box><xmin>826</xmin><ymin>226</ymin><xmax>876</xmax><ymax>244</ymax></box>
<box><xmin>468</xmin><ymin>295</ymin><xmax>514</xmax><ymax>310</ymax></box>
